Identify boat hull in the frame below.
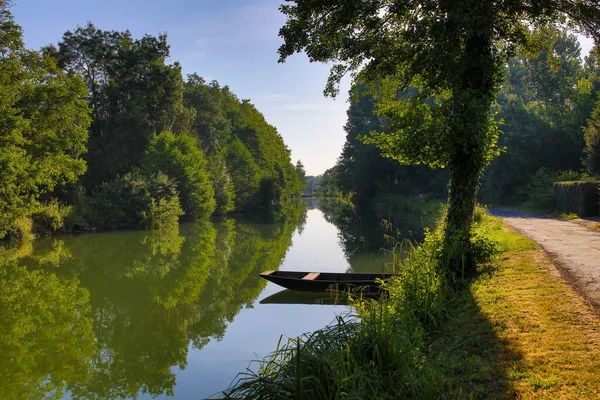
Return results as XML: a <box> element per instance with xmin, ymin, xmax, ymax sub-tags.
<box><xmin>259</xmin><ymin>270</ymin><xmax>395</xmax><ymax>292</ymax></box>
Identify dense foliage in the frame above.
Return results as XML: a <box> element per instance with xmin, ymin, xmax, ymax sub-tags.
<box><xmin>317</xmin><ymin>29</ymin><xmax>600</xmax><ymax>217</ymax></box>
<box><xmin>0</xmin><ymin>4</ymin><xmax>304</xmax><ymax>239</ymax></box>
<box><xmin>56</xmin><ymin>23</ymin><xmax>186</xmax><ymax>189</ymax></box>
<box><xmin>0</xmin><ymin>1</ymin><xmax>90</xmax><ymax>239</ymax></box>
<box><xmin>143</xmin><ymin>132</ymin><xmax>216</xmax><ymax>220</ymax></box>
<box><xmin>183</xmin><ymin>75</ymin><xmax>305</xmax><ymax>212</ymax></box>
<box><xmin>480</xmin><ymin>31</ymin><xmax>600</xmax><ymax>208</ymax></box>
<box><xmin>585</xmin><ymin>98</ymin><xmax>600</xmax><ymax>176</ymax></box>
<box><xmin>321</xmin><ymin>85</ymin><xmax>448</xmax><ymax>205</ymax></box>
<box><xmin>89</xmin><ymin>171</ymin><xmax>183</xmax><ymax>231</ymax></box>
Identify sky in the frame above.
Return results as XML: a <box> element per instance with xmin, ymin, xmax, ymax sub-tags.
<box><xmin>10</xmin><ymin>0</ymin><xmax>596</xmax><ymax>176</ymax></box>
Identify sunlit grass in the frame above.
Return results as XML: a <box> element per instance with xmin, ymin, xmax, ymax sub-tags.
<box><xmin>572</xmin><ymin>219</ymin><xmax>600</xmax><ymax>233</ymax></box>
<box><xmin>559</xmin><ymin>212</ymin><xmax>579</xmax><ymax>220</ymax></box>
<box><xmin>470</xmin><ymin>220</ymin><xmax>600</xmax><ymax>399</ymax></box>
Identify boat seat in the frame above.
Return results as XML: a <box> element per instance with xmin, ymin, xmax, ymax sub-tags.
<box><xmin>302</xmin><ymin>272</ymin><xmax>320</xmax><ymax>280</ymax></box>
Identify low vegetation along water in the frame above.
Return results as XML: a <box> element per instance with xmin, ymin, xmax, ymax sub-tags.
<box><xmin>0</xmin><ymin>199</ymin><xmax>433</xmax><ymax>399</ymax></box>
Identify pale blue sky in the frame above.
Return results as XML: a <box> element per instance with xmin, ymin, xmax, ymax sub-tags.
<box><xmin>11</xmin><ymin>1</ymin><xmax>595</xmax><ymax>175</ymax></box>
<box><xmin>12</xmin><ymin>0</ymin><xmax>350</xmax><ymax>176</ymax></box>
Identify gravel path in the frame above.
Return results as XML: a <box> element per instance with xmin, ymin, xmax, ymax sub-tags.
<box><xmin>490</xmin><ymin>209</ymin><xmax>600</xmax><ymax>310</ymax></box>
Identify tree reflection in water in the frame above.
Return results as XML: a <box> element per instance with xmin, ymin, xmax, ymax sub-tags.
<box><xmin>318</xmin><ymin>197</ymin><xmax>441</xmax><ymax>272</ymax></box>
<box><xmin>0</xmin><ymin>201</ymin><xmax>306</xmax><ymax>399</ymax></box>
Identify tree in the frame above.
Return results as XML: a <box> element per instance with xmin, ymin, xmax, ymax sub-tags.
<box><xmin>318</xmin><ymin>166</ymin><xmax>343</xmax><ymax>197</ymax></box>
<box><xmin>226</xmin><ymin>139</ymin><xmax>260</xmax><ymax>211</ymax></box>
<box><xmin>585</xmin><ymin>100</ymin><xmax>600</xmax><ymax>176</ymax></box>
<box><xmin>0</xmin><ymin>1</ymin><xmax>91</xmax><ymax>239</ymax></box>
<box><xmin>278</xmin><ymin>0</ymin><xmax>600</xmax><ymax>274</ymax></box>
<box><xmin>480</xmin><ymin>29</ymin><xmax>599</xmax><ymax>205</ymax></box>
<box><xmin>184</xmin><ymin>74</ymin><xmax>232</xmax><ymax>155</ymax></box>
<box><xmin>143</xmin><ymin>131</ymin><xmax>216</xmax><ymax>220</ymax></box>
<box><xmin>184</xmin><ymin>75</ymin><xmax>236</xmax><ymax>213</ymax></box>
<box><xmin>295</xmin><ymin>160</ymin><xmax>307</xmax><ymax>192</ymax></box>
<box><xmin>57</xmin><ymin>23</ymin><xmax>185</xmax><ymax>188</ymax></box>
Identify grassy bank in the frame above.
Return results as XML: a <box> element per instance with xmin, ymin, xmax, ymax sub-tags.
<box><xmin>452</xmin><ymin>216</ymin><xmax>600</xmax><ymax>398</ymax></box>
<box><xmin>225</xmin><ymin>211</ymin><xmax>600</xmax><ymax>399</ymax></box>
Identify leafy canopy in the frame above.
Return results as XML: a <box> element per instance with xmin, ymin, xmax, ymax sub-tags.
<box><xmin>279</xmin><ymin>0</ymin><xmax>600</xmax><ymax>98</ymax></box>
<box><xmin>143</xmin><ymin>131</ymin><xmax>216</xmax><ymax>219</ymax></box>
<box><xmin>57</xmin><ymin>22</ymin><xmax>185</xmax><ymax>187</ymax></box>
<box><xmin>278</xmin><ymin>0</ymin><xmax>600</xmax><ymax>170</ymax></box>
<box><xmin>0</xmin><ymin>1</ymin><xmax>90</xmax><ymax>238</ymax></box>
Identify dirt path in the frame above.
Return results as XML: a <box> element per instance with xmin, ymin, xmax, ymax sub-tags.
<box><xmin>490</xmin><ymin>209</ymin><xmax>600</xmax><ymax>311</ymax></box>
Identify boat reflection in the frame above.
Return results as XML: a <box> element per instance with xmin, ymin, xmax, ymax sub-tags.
<box><xmin>260</xmin><ymin>288</ymin><xmax>382</xmax><ymax>306</ymax></box>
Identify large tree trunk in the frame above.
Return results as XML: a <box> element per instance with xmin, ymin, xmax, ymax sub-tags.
<box><xmin>441</xmin><ymin>87</ymin><xmax>491</xmax><ymax>278</ymax></box>
<box><xmin>441</xmin><ymin>1</ymin><xmax>497</xmax><ymax>278</ymax></box>
<box><xmin>443</xmin><ymin>156</ymin><xmax>482</xmax><ymax>278</ymax></box>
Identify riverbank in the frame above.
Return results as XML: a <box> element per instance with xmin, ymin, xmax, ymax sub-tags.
<box><xmin>225</xmin><ymin>212</ymin><xmax>600</xmax><ymax>398</ymax></box>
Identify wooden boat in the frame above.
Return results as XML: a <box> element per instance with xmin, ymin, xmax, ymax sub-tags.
<box><xmin>259</xmin><ymin>270</ymin><xmax>396</xmax><ymax>292</ymax></box>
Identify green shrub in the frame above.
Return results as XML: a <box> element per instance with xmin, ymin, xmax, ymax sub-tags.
<box><xmin>526</xmin><ymin>167</ymin><xmax>556</xmax><ymax>211</ymax></box>
<box><xmin>559</xmin><ymin>212</ymin><xmax>579</xmax><ymax>220</ymax></box>
<box><xmin>89</xmin><ymin>171</ymin><xmax>183</xmax><ymax>230</ymax></box>
<box><xmin>422</xmin><ymin>205</ymin><xmax>499</xmax><ymax>278</ymax></box>
<box><xmin>554</xmin><ymin>181</ymin><xmax>600</xmax><ymax>217</ymax></box>
<box><xmin>30</xmin><ymin>201</ymin><xmax>73</xmax><ymax>235</ymax></box>
<box><xmin>3</xmin><ymin>216</ymin><xmax>33</xmax><ymax>241</ymax></box>
<box><xmin>554</xmin><ymin>170</ymin><xmax>595</xmax><ymax>182</ymax></box>
<box><xmin>472</xmin><ymin>203</ymin><xmax>488</xmax><ymax>223</ymax></box>
<box><xmin>143</xmin><ymin>131</ymin><xmax>216</xmax><ymax>220</ymax></box>
<box><xmin>141</xmin><ymin>197</ymin><xmax>184</xmax><ymax>230</ymax></box>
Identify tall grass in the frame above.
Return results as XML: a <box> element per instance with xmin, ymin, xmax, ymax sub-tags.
<box><xmin>224</xmin><ymin>306</ymin><xmax>444</xmax><ymax>399</ymax></box>
<box><xmin>224</xmin><ymin>207</ymin><xmax>497</xmax><ymax>399</ymax></box>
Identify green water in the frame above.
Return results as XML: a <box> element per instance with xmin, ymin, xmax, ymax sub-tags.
<box><xmin>0</xmin><ymin>200</ymin><xmax>428</xmax><ymax>399</ymax></box>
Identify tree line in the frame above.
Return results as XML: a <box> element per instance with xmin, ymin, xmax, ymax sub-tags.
<box><xmin>318</xmin><ymin>29</ymin><xmax>600</xmax><ymax>213</ymax></box>
<box><xmin>0</xmin><ymin>1</ymin><xmax>305</xmax><ymax>240</ymax></box>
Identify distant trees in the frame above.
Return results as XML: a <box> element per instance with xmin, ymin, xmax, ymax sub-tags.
<box><xmin>305</xmin><ymin>175</ymin><xmax>322</xmax><ymax>196</ymax></box>
<box><xmin>183</xmin><ymin>75</ymin><xmax>304</xmax><ymax>212</ymax></box>
<box><xmin>480</xmin><ymin>30</ymin><xmax>600</xmax><ymax>206</ymax></box>
<box><xmin>0</xmin><ymin>1</ymin><xmax>91</xmax><ymax>239</ymax></box>
<box><xmin>333</xmin><ymin>85</ymin><xmax>447</xmax><ymax>205</ymax></box>
<box><xmin>295</xmin><ymin>161</ymin><xmax>307</xmax><ymax>192</ymax></box>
